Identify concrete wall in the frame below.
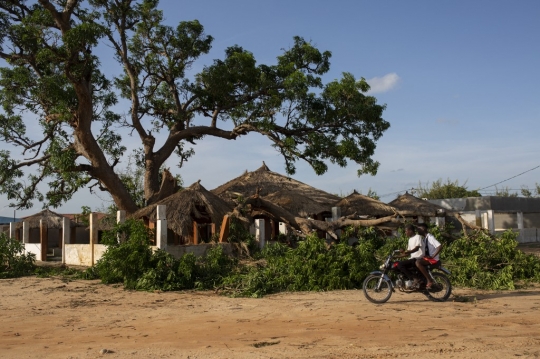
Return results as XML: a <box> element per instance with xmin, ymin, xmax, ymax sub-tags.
<box><xmin>431</xmin><ymin>197</ymin><xmax>540</xmax><ymax>212</ymax></box>
<box><xmin>94</xmin><ymin>244</ymin><xmax>108</xmax><ymax>262</ymax></box>
<box><xmin>64</xmin><ymin>243</ymin><xmax>109</xmax><ymax>266</ymax></box>
<box><xmin>524</xmin><ymin>213</ymin><xmax>540</xmax><ymax>228</ymax></box>
<box><xmin>64</xmin><ymin>244</ymin><xmax>93</xmax><ymax>266</ymax></box>
<box><xmin>24</xmin><ymin>243</ymin><xmax>41</xmax><ymax>258</ymax></box>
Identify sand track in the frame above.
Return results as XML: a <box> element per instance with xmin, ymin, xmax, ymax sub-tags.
<box><xmin>1</xmin><ymin>277</ymin><xmax>540</xmax><ymax>358</ymax></box>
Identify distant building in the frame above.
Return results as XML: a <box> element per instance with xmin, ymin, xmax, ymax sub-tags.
<box><xmin>429</xmin><ymin>196</ymin><xmax>540</xmax><ymax>242</ymax></box>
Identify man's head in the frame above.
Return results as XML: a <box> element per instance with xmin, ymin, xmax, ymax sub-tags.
<box><xmin>404</xmin><ymin>224</ymin><xmax>416</xmax><ymax>237</ymax></box>
<box><xmin>417</xmin><ymin>223</ymin><xmax>428</xmax><ymax>235</ymax></box>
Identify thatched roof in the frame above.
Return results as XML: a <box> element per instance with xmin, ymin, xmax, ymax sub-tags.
<box><xmin>262</xmin><ymin>189</ymin><xmax>331</xmax><ymax>218</ymax></box>
<box><xmin>388</xmin><ymin>193</ymin><xmax>447</xmax><ymax>217</ymax></box>
<box><xmin>211</xmin><ymin>162</ymin><xmax>340</xmax><ymax>217</ymax></box>
<box><xmin>15</xmin><ymin>209</ymin><xmax>80</xmax><ymax>229</ymax></box>
<box><xmin>131</xmin><ymin>181</ymin><xmax>234</xmax><ymax>236</ymax></box>
<box><xmin>335</xmin><ymin>190</ymin><xmax>398</xmax><ymax>217</ymax></box>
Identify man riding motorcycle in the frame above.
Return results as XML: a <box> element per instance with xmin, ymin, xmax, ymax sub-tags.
<box><xmin>396</xmin><ymin>224</ymin><xmax>425</xmax><ymax>287</ymax></box>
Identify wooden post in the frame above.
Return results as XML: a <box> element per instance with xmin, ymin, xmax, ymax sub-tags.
<box><xmin>62</xmin><ymin>217</ymin><xmax>70</xmax><ymax>264</ymax></box>
<box><xmin>219</xmin><ymin>215</ymin><xmax>230</xmax><ymax>243</ymax></box>
<box><xmin>40</xmin><ymin>219</ymin><xmax>48</xmax><ymax>261</ymax></box>
<box><xmin>22</xmin><ymin>221</ymin><xmax>29</xmax><ymax>243</ymax></box>
<box><xmin>89</xmin><ymin>213</ymin><xmax>98</xmax><ymax>265</ymax></box>
<box><xmin>193</xmin><ymin>222</ymin><xmax>200</xmax><ymax>245</ymax></box>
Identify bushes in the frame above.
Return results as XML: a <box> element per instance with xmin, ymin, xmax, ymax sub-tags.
<box><xmin>221</xmin><ymin>231</ymin><xmax>382</xmax><ymax>297</ymax></box>
<box><xmin>86</xmin><ymin>219</ymin><xmax>540</xmax><ymax>296</ymax></box>
<box><xmin>443</xmin><ymin>230</ymin><xmax>540</xmax><ymax>289</ymax></box>
<box><xmin>90</xmin><ymin>219</ymin><xmax>237</xmax><ymax>291</ymax></box>
<box><xmin>0</xmin><ymin>233</ymin><xmax>35</xmax><ymax>278</ymax></box>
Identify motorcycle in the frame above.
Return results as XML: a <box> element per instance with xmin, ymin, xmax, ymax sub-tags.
<box><xmin>363</xmin><ymin>250</ymin><xmax>452</xmax><ymax>304</ymax></box>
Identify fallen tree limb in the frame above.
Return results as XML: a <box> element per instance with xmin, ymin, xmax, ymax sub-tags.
<box><xmin>236</xmin><ymin>195</ymin><xmax>400</xmax><ymax>238</ymax></box>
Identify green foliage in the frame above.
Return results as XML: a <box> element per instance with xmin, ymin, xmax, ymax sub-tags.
<box><xmin>81</xmin><ymin>220</ymin><xmax>540</xmax><ymax>295</ymax></box>
<box><xmin>93</xmin><ymin>219</ymin><xmax>154</xmax><ymax>288</ymax></box>
<box><xmin>0</xmin><ymin>1</ymin><xmax>389</xmax><ymax>212</ymax></box>
<box><xmin>90</xmin><ymin>219</ymin><xmax>237</xmax><ymax>291</ymax></box>
<box><xmin>227</xmin><ymin>217</ymin><xmax>258</xmax><ymax>254</ymax></box>
<box><xmin>443</xmin><ymin>230</ymin><xmax>540</xmax><ymax>289</ymax></box>
<box><xmin>494</xmin><ymin>186</ymin><xmax>518</xmax><ymax>197</ymax></box>
<box><xmin>0</xmin><ymin>233</ymin><xmax>35</xmax><ymax>278</ymax></box>
<box><xmin>520</xmin><ymin>183</ymin><xmax>540</xmax><ymax>198</ymax></box>
<box><xmin>221</xmin><ymin>233</ymin><xmax>382</xmax><ymax>297</ymax></box>
<box><xmin>417</xmin><ymin>178</ymin><xmax>481</xmax><ymax>199</ymax></box>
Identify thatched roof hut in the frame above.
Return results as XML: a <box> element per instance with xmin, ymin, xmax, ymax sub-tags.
<box><xmin>211</xmin><ymin>162</ymin><xmax>340</xmax><ymax>218</ymax></box>
<box><xmin>15</xmin><ymin>209</ymin><xmax>80</xmax><ymax>229</ymax></box>
<box><xmin>335</xmin><ymin>190</ymin><xmax>398</xmax><ymax>218</ymax></box>
<box><xmin>388</xmin><ymin>193</ymin><xmax>447</xmax><ymax>217</ymax></box>
<box><xmin>262</xmin><ymin>189</ymin><xmax>331</xmax><ymax>218</ymax></box>
<box><xmin>131</xmin><ymin>181</ymin><xmax>234</xmax><ymax>236</ymax></box>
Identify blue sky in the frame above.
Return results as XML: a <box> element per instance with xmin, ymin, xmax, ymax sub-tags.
<box><xmin>2</xmin><ymin>0</ymin><xmax>540</xmax><ymax>218</ymax></box>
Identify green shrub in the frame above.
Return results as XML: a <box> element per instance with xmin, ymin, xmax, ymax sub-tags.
<box><xmin>0</xmin><ymin>233</ymin><xmax>35</xmax><ymax>278</ymax></box>
<box><xmin>221</xmin><ymin>232</ymin><xmax>382</xmax><ymax>297</ymax></box>
<box><xmin>443</xmin><ymin>230</ymin><xmax>540</xmax><ymax>289</ymax></box>
<box><xmin>92</xmin><ymin>219</ymin><xmax>154</xmax><ymax>289</ymax></box>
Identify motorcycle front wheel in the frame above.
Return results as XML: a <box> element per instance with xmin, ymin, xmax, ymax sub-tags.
<box><xmin>363</xmin><ymin>275</ymin><xmax>393</xmax><ymax>304</ymax></box>
<box><xmin>426</xmin><ymin>272</ymin><xmax>452</xmax><ymax>302</ymax></box>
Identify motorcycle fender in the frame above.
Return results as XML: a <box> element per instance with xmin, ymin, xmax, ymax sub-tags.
<box><xmin>369</xmin><ymin>271</ymin><xmax>393</xmax><ymax>283</ymax></box>
<box><xmin>438</xmin><ymin>267</ymin><xmax>451</xmax><ymax>275</ymax></box>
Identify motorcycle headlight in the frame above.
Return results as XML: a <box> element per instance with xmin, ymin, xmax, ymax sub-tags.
<box><xmin>379</xmin><ymin>263</ymin><xmax>386</xmax><ymax>270</ymax></box>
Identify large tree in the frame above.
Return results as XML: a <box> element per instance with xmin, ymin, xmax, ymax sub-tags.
<box><xmin>0</xmin><ymin>0</ymin><xmax>389</xmax><ymax>214</ymax></box>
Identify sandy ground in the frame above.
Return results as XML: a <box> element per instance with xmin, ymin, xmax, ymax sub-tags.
<box><xmin>1</xmin><ymin>275</ymin><xmax>540</xmax><ymax>359</ymax></box>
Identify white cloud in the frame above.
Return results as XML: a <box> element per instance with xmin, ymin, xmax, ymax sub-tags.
<box><xmin>365</xmin><ymin>73</ymin><xmax>400</xmax><ymax>94</ymax></box>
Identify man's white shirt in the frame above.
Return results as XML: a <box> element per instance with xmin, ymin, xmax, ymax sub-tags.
<box><xmin>407</xmin><ymin>234</ymin><xmax>425</xmax><ymax>259</ymax></box>
<box><xmin>425</xmin><ymin>233</ymin><xmax>441</xmax><ymax>260</ymax></box>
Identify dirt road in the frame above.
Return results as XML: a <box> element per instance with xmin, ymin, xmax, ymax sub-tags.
<box><xmin>1</xmin><ymin>277</ymin><xmax>539</xmax><ymax>359</ymax></box>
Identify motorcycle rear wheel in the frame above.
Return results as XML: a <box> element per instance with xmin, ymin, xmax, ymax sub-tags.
<box><xmin>363</xmin><ymin>275</ymin><xmax>393</xmax><ymax>304</ymax></box>
<box><xmin>426</xmin><ymin>272</ymin><xmax>452</xmax><ymax>302</ymax></box>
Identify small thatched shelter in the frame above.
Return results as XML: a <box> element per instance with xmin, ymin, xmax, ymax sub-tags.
<box><xmin>212</xmin><ymin>162</ymin><xmax>340</xmax><ymax>218</ymax></box>
<box><xmin>14</xmin><ymin>209</ymin><xmax>88</xmax><ymax>247</ymax></box>
<box><xmin>15</xmin><ymin>209</ymin><xmax>79</xmax><ymax>229</ymax></box>
<box><xmin>334</xmin><ymin>190</ymin><xmax>398</xmax><ymax>218</ymax></box>
<box><xmin>388</xmin><ymin>193</ymin><xmax>447</xmax><ymax>218</ymax></box>
<box><xmin>131</xmin><ymin>181</ymin><xmax>234</xmax><ymax>244</ymax></box>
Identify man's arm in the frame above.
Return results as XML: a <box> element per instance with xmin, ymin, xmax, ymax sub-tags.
<box><xmin>427</xmin><ymin>244</ymin><xmax>443</xmax><ymax>259</ymax></box>
<box><xmin>399</xmin><ymin>245</ymin><xmax>421</xmax><ymax>256</ymax></box>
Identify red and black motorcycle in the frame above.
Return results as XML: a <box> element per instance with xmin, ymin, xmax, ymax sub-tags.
<box><xmin>363</xmin><ymin>250</ymin><xmax>452</xmax><ymax>304</ymax></box>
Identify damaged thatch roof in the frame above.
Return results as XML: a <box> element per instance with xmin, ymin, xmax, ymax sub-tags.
<box><xmin>388</xmin><ymin>193</ymin><xmax>447</xmax><ymax>217</ymax></box>
<box><xmin>262</xmin><ymin>189</ymin><xmax>332</xmax><ymax>218</ymax></box>
<box><xmin>335</xmin><ymin>190</ymin><xmax>398</xmax><ymax>217</ymax></box>
<box><xmin>131</xmin><ymin>181</ymin><xmax>234</xmax><ymax>236</ymax></box>
<box><xmin>15</xmin><ymin>209</ymin><xmax>81</xmax><ymax>229</ymax></box>
<box><xmin>211</xmin><ymin>162</ymin><xmax>339</xmax><ymax>217</ymax></box>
